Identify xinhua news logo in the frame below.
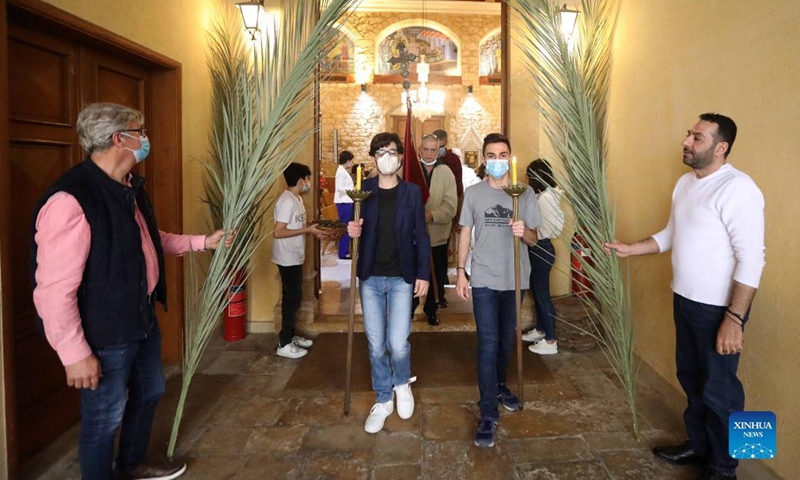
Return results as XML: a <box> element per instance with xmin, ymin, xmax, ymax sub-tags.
<box><xmin>729</xmin><ymin>411</ymin><xmax>776</xmax><ymax>460</ymax></box>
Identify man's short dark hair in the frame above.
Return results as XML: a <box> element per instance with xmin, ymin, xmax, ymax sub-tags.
<box><xmin>338</xmin><ymin>150</ymin><xmax>354</xmax><ymax>165</ymax></box>
<box><xmin>283</xmin><ymin>162</ymin><xmax>311</xmax><ymax>186</ymax></box>
<box><xmin>369</xmin><ymin>132</ymin><xmax>404</xmax><ymax>156</ymax></box>
<box><xmin>482</xmin><ymin>132</ymin><xmax>511</xmax><ymax>155</ymax></box>
<box><xmin>431</xmin><ymin>129</ymin><xmax>448</xmax><ymax>142</ymax></box>
<box><xmin>699</xmin><ymin>113</ymin><xmax>737</xmax><ymax>158</ymax></box>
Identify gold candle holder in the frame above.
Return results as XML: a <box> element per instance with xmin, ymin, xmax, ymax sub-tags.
<box><xmin>503</xmin><ymin>182</ymin><xmax>528</xmax><ymax>408</ymax></box>
<box><xmin>343</xmin><ymin>188</ymin><xmax>371</xmax><ymax>415</ymax></box>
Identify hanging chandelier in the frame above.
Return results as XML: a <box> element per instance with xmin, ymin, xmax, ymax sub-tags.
<box><xmin>401</xmin><ymin>83</ymin><xmax>445</xmax><ymax>122</ymax></box>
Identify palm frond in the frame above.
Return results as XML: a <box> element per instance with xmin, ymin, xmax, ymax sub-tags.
<box><xmin>512</xmin><ymin>0</ymin><xmax>639</xmax><ymax>438</ymax></box>
<box><xmin>167</xmin><ymin>0</ymin><xmax>361</xmax><ymax>457</ymax></box>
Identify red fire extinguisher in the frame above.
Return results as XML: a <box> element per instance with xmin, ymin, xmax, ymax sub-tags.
<box><xmin>224</xmin><ymin>270</ymin><xmax>247</xmax><ymax>342</ymax></box>
<box><xmin>570</xmin><ymin>233</ymin><xmax>594</xmax><ymax>297</ymax></box>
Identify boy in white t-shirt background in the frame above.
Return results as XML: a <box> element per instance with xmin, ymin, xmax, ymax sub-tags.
<box><xmin>272</xmin><ymin>162</ymin><xmax>323</xmax><ymax>359</ymax></box>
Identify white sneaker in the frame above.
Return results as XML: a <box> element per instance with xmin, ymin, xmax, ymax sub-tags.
<box><xmin>292</xmin><ymin>335</ymin><xmax>313</xmax><ymax>348</ymax></box>
<box><xmin>394</xmin><ymin>376</ymin><xmax>417</xmax><ymax>420</ymax></box>
<box><xmin>364</xmin><ymin>400</ymin><xmax>394</xmax><ymax>433</ymax></box>
<box><xmin>521</xmin><ymin>329</ymin><xmax>546</xmax><ymax>342</ymax></box>
<box><xmin>528</xmin><ymin>340</ymin><xmax>558</xmax><ymax>355</ymax></box>
<box><xmin>276</xmin><ymin>342</ymin><xmax>308</xmax><ymax>359</ymax></box>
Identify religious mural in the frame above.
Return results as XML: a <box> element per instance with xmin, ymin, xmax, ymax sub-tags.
<box><xmin>479</xmin><ymin>30</ymin><xmax>502</xmax><ymax>77</ymax></box>
<box><xmin>321</xmin><ymin>30</ymin><xmax>355</xmax><ymax>74</ymax></box>
<box><xmin>376</xmin><ymin>26</ymin><xmax>458</xmax><ymax>75</ymax></box>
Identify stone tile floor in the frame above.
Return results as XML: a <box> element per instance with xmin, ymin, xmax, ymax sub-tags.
<box><xmin>48</xmin><ymin>329</ymin><xmax>704</xmax><ymax>480</ymax></box>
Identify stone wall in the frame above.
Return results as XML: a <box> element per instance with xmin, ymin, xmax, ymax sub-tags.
<box><xmin>320</xmin><ymin>11</ymin><xmax>501</xmax><ymax>176</ymax></box>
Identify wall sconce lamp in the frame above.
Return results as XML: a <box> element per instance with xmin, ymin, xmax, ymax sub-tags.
<box><xmin>236</xmin><ymin>0</ymin><xmax>267</xmax><ymax>41</ymax></box>
<box><xmin>559</xmin><ymin>4</ymin><xmax>580</xmax><ymax>38</ymax></box>
<box><xmin>355</xmin><ymin>52</ymin><xmax>370</xmax><ymax>94</ymax></box>
<box><xmin>467</xmin><ymin>85</ymin><xmax>474</xmax><ymax>95</ymax></box>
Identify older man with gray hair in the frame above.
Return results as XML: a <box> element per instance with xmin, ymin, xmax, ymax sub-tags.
<box><xmin>30</xmin><ymin>103</ymin><xmax>231</xmax><ymax>480</ymax></box>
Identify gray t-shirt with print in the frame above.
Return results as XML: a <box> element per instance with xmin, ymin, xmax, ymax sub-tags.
<box><xmin>459</xmin><ymin>181</ymin><xmax>542</xmax><ymax>291</ymax></box>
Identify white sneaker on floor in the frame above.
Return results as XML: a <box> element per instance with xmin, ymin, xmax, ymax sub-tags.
<box><xmin>394</xmin><ymin>376</ymin><xmax>417</xmax><ymax>419</ymax></box>
<box><xmin>292</xmin><ymin>335</ymin><xmax>313</xmax><ymax>348</ymax></box>
<box><xmin>528</xmin><ymin>340</ymin><xmax>558</xmax><ymax>355</ymax></box>
<box><xmin>364</xmin><ymin>400</ymin><xmax>394</xmax><ymax>433</ymax></box>
<box><xmin>276</xmin><ymin>342</ymin><xmax>308</xmax><ymax>359</ymax></box>
<box><xmin>521</xmin><ymin>329</ymin><xmax>546</xmax><ymax>342</ymax></box>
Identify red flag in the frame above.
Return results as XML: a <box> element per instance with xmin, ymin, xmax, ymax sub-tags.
<box><xmin>402</xmin><ymin>106</ymin><xmax>430</xmax><ymax>203</ymax></box>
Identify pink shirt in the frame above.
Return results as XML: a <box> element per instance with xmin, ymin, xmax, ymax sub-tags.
<box><xmin>33</xmin><ymin>192</ymin><xmax>207</xmax><ymax>366</ymax></box>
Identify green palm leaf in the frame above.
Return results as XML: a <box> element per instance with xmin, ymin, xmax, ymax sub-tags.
<box><xmin>512</xmin><ymin>0</ymin><xmax>639</xmax><ymax>438</ymax></box>
<box><xmin>167</xmin><ymin>0</ymin><xmax>360</xmax><ymax>458</ymax></box>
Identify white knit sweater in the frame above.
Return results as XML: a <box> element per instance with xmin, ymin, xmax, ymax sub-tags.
<box><xmin>652</xmin><ymin>164</ymin><xmax>765</xmax><ymax>306</ymax></box>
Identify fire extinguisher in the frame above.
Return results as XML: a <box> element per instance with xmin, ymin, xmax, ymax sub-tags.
<box><xmin>570</xmin><ymin>233</ymin><xmax>594</xmax><ymax>297</ymax></box>
<box><xmin>224</xmin><ymin>270</ymin><xmax>247</xmax><ymax>342</ymax></box>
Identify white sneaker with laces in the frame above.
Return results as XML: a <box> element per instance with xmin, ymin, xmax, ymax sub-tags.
<box><xmin>276</xmin><ymin>342</ymin><xmax>308</xmax><ymax>359</ymax></box>
<box><xmin>521</xmin><ymin>329</ymin><xmax>546</xmax><ymax>342</ymax></box>
<box><xmin>394</xmin><ymin>376</ymin><xmax>417</xmax><ymax>419</ymax></box>
<box><xmin>292</xmin><ymin>335</ymin><xmax>313</xmax><ymax>348</ymax></box>
<box><xmin>364</xmin><ymin>400</ymin><xmax>394</xmax><ymax>433</ymax></box>
<box><xmin>528</xmin><ymin>340</ymin><xmax>558</xmax><ymax>355</ymax></box>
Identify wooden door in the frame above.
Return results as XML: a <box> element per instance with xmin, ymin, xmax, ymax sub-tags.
<box><xmin>7</xmin><ymin>22</ymin><xmax>149</xmax><ymax>462</ymax></box>
<box><xmin>7</xmin><ymin>22</ymin><xmax>82</xmax><ymax>463</ymax></box>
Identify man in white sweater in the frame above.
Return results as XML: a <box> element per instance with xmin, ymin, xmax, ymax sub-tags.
<box><xmin>605</xmin><ymin>113</ymin><xmax>765</xmax><ymax>480</ymax></box>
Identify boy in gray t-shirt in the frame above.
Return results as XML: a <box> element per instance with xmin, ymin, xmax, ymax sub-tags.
<box><xmin>456</xmin><ymin>133</ymin><xmax>542</xmax><ymax>448</ymax></box>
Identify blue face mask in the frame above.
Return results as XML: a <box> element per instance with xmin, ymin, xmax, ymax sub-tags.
<box><xmin>486</xmin><ymin>159</ymin><xmax>509</xmax><ymax>179</ymax></box>
<box><xmin>122</xmin><ymin>134</ymin><xmax>151</xmax><ymax>163</ymax></box>
<box><xmin>301</xmin><ymin>180</ymin><xmax>311</xmax><ymax>193</ymax></box>
<box><xmin>438</xmin><ymin>147</ymin><xmax>446</xmax><ymax>158</ymax></box>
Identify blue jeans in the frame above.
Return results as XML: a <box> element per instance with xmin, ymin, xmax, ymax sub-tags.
<box><xmin>472</xmin><ymin>287</ymin><xmax>521</xmax><ymax>420</ymax></box>
<box><xmin>674</xmin><ymin>294</ymin><xmax>746</xmax><ymax>476</ymax></box>
<box><xmin>528</xmin><ymin>239</ymin><xmax>557</xmax><ymax>340</ymax></box>
<box><xmin>336</xmin><ymin>203</ymin><xmax>353</xmax><ymax>258</ymax></box>
<box><xmin>360</xmin><ymin>276</ymin><xmax>413</xmax><ymax>402</ymax></box>
<box><xmin>79</xmin><ymin>330</ymin><xmax>166</xmax><ymax>480</ymax></box>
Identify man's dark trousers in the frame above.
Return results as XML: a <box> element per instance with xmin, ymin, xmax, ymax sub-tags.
<box><xmin>412</xmin><ymin>243</ymin><xmax>448</xmax><ymax>316</ymax></box>
<box><xmin>673</xmin><ymin>293</ymin><xmax>745</xmax><ymax>476</ymax></box>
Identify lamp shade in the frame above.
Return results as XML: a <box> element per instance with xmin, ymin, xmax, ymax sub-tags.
<box><xmin>559</xmin><ymin>4</ymin><xmax>579</xmax><ymax>37</ymax></box>
<box><xmin>236</xmin><ymin>1</ymin><xmax>265</xmax><ymax>33</ymax></box>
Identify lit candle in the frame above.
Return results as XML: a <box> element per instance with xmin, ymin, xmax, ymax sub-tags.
<box><xmin>356</xmin><ymin>165</ymin><xmax>362</xmax><ymax>191</ymax></box>
<box><xmin>511</xmin><ymin>156</ymin><xmax>517</xmax><ymax>185</ymax></box>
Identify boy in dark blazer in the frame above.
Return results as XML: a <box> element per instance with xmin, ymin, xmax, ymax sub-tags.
<box><xmin>347</xmin><ymin>132</ymin><xmax>431</xmax><ymax>434</ymax></box>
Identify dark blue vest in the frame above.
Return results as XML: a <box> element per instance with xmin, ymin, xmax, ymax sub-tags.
<box><xmin>30</xmin><ymin>159</ymin><xmax>167</xmax><ymax>350</ymax></box>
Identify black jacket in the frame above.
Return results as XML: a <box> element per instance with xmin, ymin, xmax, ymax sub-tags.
<box><xmin>30</xmin><ymin>158</ymin><xmax>166</xmax><ymax>350</ymax></box>
<box><xmin>355</xmin><ymin>177</ymin><xmax>431</xmax><ymax>284</ymax></box>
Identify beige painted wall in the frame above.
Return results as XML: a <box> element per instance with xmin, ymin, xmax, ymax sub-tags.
<box><xmin>607</xmin><ymin>1</ymin><xmax>799</xmax><ymax>476</ymax></box>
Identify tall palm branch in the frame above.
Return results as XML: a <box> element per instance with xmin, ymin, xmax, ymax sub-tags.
<box><xmin>511</xmin><ymin>0</ymin><xmax>639</xmax><ymax>438</ymax></box>
<box><xmin>168</xmin><ymin>0</ymin><xmax>360</xmax><ymax>458</ymax></box>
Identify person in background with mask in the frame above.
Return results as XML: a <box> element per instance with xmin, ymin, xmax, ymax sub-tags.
<box><xmin>455</xmin><ymin>133</ymin><xmax>542</xmax><ymax>448</ymax></box>
<box><xmin>347</xmin><ymin>132</ymin><xmax>431</xmax><ymax>434</ymax></box>
<box><xmin>30</xmin><ymin>103</ymin><xmax>233</xmax><ymax>480</ymax></box>
<box><xmin>334</xmin><ymin>150</ymin><xmax>355</xmax><ymax>259</ymax></box>
<box><xmin>272</xmin><ymin>162</ymin><xmax>323</xmax><ymax>359</ymax></box>
<box><xmin>412</xmin><ymin>134</ymin><xmax>457</xmax><ymax>325</ymax></box>
<box><xmin>521</xmin><ymin>159</ymin><xmax>565</xmax><ymax>355</ymax></box>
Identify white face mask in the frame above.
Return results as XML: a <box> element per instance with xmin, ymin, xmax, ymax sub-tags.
<box><xmin>377</xmin><ymin>153</ymin><xmax>401</xmax><ymax>175</ymax></box>
<box><xmin>420</xmin><ymin>157</ymin><xmax>437</xmax><ymax>166</ymax></box>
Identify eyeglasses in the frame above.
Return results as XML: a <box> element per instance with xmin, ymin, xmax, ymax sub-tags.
<box><xmin>119</xmin><ymin>128</ymin><xmax>148</xmax><ymax>137</ymax></box>
<box><xmin>375</xmin><ymin>149</ymin><xmax>398</xmax><ymax>157</ymax></box>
